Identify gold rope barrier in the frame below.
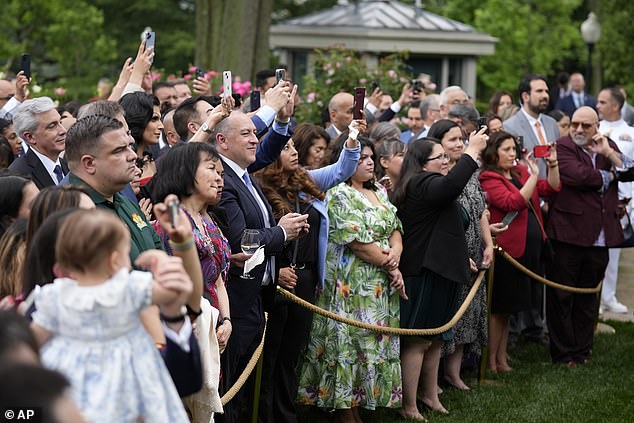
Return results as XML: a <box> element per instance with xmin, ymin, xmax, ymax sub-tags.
<box><xmin>495</xmin><ymin>246</ymin><xmax>602</xmax><ymax>294</ymax></box>
<box><xmin>276</xmin><ymin>270</ymin><xmax>486</xmax><ymax>336</ymax></box>
<box><xmin>220</xmin><ymin>313</ymin><xmax>268</xmax><ymax>406</ymax></box>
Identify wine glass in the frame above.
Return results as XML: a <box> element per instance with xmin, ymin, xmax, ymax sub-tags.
<box><xmin>240</xmin><ymin>229</ymin><xmax>261</xmax><ymax>279</ymax></box>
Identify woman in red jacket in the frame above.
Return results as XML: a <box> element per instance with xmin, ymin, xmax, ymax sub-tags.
<box><xmin>479</xmin><ymin>131</ymin><xmax>560</xmax><ymax>373</ymax></box>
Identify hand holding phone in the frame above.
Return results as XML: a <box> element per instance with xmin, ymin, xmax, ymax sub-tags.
<box><xmin>223</xmin><ymin>71</ymin><xmax>232</xmax><ymax>98</ymax></box>
<box><xmin>20</xmin><ymin>54</ymin><xmax>31</xmax><ymax>80</ymax></box>
<box><xmin>353</xmin><ymin>87</ymin><xmax>366</xmax><ymax>120</ymax></box>
<box><xmin>533</xmin><ymin>145</ymin><xmax>550</xmax><ymax>158</ymax></box>
<box><xmin>275</xmin><ymin>68</ymin><xmax>286</xmax><ymax>85</ymax></box>
<box><xmin>145</xmin><ymin>32</ymin><xmax>156</xmax><ymax>64</ymax></box>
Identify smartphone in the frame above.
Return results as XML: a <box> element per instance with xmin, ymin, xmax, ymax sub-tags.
<box><xmin>353</xmin><ymin>87</ymin><xmax>366</xmax><ymax>120</ymax></box>
<box><xmin>371</xmin><ymin>80</ymin><xmax>380</xmax><ymax>93</ymax></box>
<box><xmin>411</xmin><ymin>79</ymin><xmax>423</xmax><ymax>93</ymax></box>
<box><xmin>478</xmin><ymin>117</ymin><xmax>487</xmax><ymax>129</ymax></box>
<box><xmin>169</xmin><ymin>198</ymin><xmax>180</xmax><ymax>227</ymax></box>
<box><xmin>145</xmin><ymin>32</ymin><xmax>155</xmax><ymax>64</ymax></box>
<box><xmin>275</xmin><ymin>68</ymin><xmax>286</xmax><ymax>85</ymax></box>
<box><xmin>195</xmin><ymin>67</ymin><xmax>204</xmax><ymax>80</ymax></box>
<box><xmin>20</xmin><ymin>54</ymin><xmax>31</xmax><ymax>80</ymax></box>
<box><xmin>534</xmin><ymin>145</ymin><xmax>550</xmax><ymax>158</ymax></box>
<box><xmin>250</xmin><ymin>90</ymin><xmax>261</xmax><ymax>111</ymax></box>
<box><xmin>502</xmin><ymin>211</ymin><xmax>519</xmax><ymax>226</ymax></box>
<box><xmin>223</xmin><ymin>71</ymin><xmax>232</xmax><ymax>98</ymax></box>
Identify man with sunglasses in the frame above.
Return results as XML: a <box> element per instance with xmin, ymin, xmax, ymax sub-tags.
<box><xmin>545</xmin><ymin>106</ymin><xmax>634</xmax><ymax>368</ymax></box>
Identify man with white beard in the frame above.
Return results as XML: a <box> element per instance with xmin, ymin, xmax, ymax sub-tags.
<box><xmin>596</xmin><ymin>87</ymin><xmax>634</xmax><ymax>314</ymax></box>
<box><xmin>546</xmin><ymin>106</ymin><xmax>634</xmax><ymax>367</ymax></box>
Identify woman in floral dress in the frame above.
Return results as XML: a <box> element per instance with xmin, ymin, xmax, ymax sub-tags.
<box><xmin>297</xmin><ymin>139</ymin><xmax>406</xmax><ymax>423</ymax></box>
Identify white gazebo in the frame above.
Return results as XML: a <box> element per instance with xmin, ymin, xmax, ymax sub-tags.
<box><xmin>270</xmin><ymin>0</ymin><xmax>497</xmax><ymax>98</ymax></box>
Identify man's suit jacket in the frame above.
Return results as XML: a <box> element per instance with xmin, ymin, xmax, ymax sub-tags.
<box><xmin>504</xmin><ymin>111</ymin><xmax>560</xmax><ymax>177</ymax></box>
<box><xmin>325</xmin><ymin>124</ymin><xmax>341</xmax><ymax>141</ymax></box>
<box><xmin>218</xmin><ymin>163</ymin><xmax>286</xmax><ymax>318</ymax></box>
<box><xmin>555</xmin><ymin>93</ymin><xmax>597</xmax><ymax>118</ymax></box>
<box><xmin>8</xmin><ymin>149</ymin><xmax>68</xmax><ymax>189</ymax></box>
<box><xmin>547</xmin><ymin>136</ymin><xmax>634</xmax><ymax>247</ymax></box>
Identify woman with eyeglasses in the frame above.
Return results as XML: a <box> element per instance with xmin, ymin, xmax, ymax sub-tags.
<box><xmin>426</xmin><ymin>119</ymin><xmax>494</xmax><ymax>392</ymax></box>
<box><xmin>391</xmin><ymin>127</ymin><xmax>487</xmax><ymax>419</ymax></box>
<box><xmin>479</xmin><ymin>131</ymin><xmax>560</xmax><ymax>374</ymax></box>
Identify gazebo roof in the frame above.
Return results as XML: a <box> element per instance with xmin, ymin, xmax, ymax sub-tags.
<box><xmin>285</xmin><ymin>0</ymin><xmax>473</xmax><ymax>32</ymax></box>
<box><xmin>270</xmin><ymin>0</ymin><xmax>497</xmax><ymax>56</ymax></box>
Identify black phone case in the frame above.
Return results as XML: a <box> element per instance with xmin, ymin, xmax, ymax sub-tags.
<box><xmin>20</xmin><ymin>54</ymin><xmax>31</xmax><ymax>79</ymax></box>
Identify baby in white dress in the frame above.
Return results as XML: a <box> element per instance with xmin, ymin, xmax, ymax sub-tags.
<box><xmin>31</xmin><ymin>209</ymin><xmax>190</xmax><ymax>423</ymax></box>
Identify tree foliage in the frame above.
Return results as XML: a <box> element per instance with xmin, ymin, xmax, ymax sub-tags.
<box><xmin>427</xmin><ymin>0</ymin><xmax>585</xmax><ymax>99</ymax></box>
<box><xmin>597</xmin><ymin>0</ymin><xmax>634</xmax><ymax>94</ymax></box>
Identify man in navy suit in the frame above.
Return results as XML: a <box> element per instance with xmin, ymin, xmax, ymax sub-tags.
<box><xmin>9</xmin><ymin>97</ymin><xmax>68</xmax><ymax>188</ymax></box>
<box><xmin>215</xmin><ymin>106</ymin><xmax>309</xmax><ymax>422</ymax></box>
<box><xmin>555</xmin><ymin>72</ymin><xmax>597</xmax><ymax>118</ymax></box>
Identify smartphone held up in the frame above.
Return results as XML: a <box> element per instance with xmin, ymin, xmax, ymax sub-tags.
<box><xmin>223</xmin><ymin>71</ymin><xmax>232</xmax><ymax>98</ymax></box>
<box><xmin>533</xmin><ymin>145</ymin><xmax>550</xmax><ymax>158</ymax></box>
<box><xmin>353</xmin><ymin>87</ymin><xmax>365</xmax><ymax>120</ymax></box>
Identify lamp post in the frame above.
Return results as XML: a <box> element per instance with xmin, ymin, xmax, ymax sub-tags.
<box><xmin>580</xmin><ymin>12</ymin><xmax>601</xmax><ymax>94</ymax></box>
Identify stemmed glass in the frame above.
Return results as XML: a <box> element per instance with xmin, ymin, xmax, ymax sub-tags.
<box><xmin>240</xmin><ymin>229</ymin><xmax>261</xmax><ymax>279</ymax></box>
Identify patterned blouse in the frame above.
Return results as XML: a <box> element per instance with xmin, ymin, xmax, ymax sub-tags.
<box><xmin>153</xmin><ymin>210</ymin><xmax>230</xmax><ymax>309</ymax></box>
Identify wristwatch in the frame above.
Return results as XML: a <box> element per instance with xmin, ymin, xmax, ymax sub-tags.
<box><xmin>200</xmin><ymin>122</ymin><xmax>213</xmax><ymax>134</ymax></box>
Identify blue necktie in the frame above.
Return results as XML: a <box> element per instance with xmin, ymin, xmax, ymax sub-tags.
<box><xmin>241</xmin><ymin>172</ymin><xmax>274</xmax><ymax>284</ymax></box>
<box><xmin>53</xmin><ymin>164</ymin><xmax>64</xmax><ymax>184</ymax></box>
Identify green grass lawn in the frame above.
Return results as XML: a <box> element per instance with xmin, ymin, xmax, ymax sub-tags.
<box><xmin>297</xmin><ymin>321</ymin><xmax>634</xmax><ymax>422</ymax></box>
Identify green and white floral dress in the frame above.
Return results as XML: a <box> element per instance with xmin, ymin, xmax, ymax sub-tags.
<box><xmin>297</xmin><ymin>182</ymin><xmax>403</xmax><ymax>410</ymax></box>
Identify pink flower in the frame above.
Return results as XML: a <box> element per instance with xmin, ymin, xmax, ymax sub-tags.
<box><xmin>184</xmin><ymin>74</ymin><xmax>192</xmax><ymax>80</ymax></box>
<box><xmin>306</xmin><ymin>92</ymin><xmax>316</xmax><ymax>103</ymax></box>
<box><xmin>54</xmin><ymin>88</ymin><xmax>66</xmax><ymax>96</ymax></box>
<box><xmin>427</xmin><ymin>82</ymin><xmax>437</xmax><ymax>91</ymax></box>
<box><xmin>327</xmin><ymin>69</ymin><xmax>335</xmax><ymax>76</ymax></box>
<box><xmin>188</xmin><ymin>65</ymin><xmax>197</xmax><ymax>73</ymax></box>
<box><xmin>359</xmin><ymin>78</ymin><xmax>367</xmax><ymax>85</ymax></box>
<box><xmin>325</xmin><ymin>79</ymin><xmax>332</xmax><ymax>85</ymax></box>
<box><xmin>388</xmin><ymin>70</ymin><xmax>397</xmax><ymax>79</ymax></box>
<box><xmin>151</xmin><ymin>72</ymin><xmax>161</xmax><ymax>81</ymax></box>
<box><xmin>399</xmin><ymin>77</ymin><xmax>408</xmax><ymax>83</ymax></box>
<box><xmin>335</xmin><ymin>62</ymin><xmax>341</xmax><ymax>68</ymax></box>
<box><xmin>205</xmin><ymin>71</ymin><xmax>218</xmax><ymax>79</ymax></box>
<box><xmin>346</xmin><ymin>57</ymin><xmax>352</xmax><ymax>62</ymax></box>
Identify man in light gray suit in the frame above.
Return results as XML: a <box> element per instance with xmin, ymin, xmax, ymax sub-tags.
<box><xmin>503</xmin><ymin>74</ymin><xmax>559</xmax><ymax>346</ymax></box>
<box><xmin>504</xmin><ymin>74</ymin><xmax>560</xmax><ymax>178</ymax></box>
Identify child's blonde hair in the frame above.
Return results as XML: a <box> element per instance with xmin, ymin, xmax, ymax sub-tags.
<box><xmin>55</xmin><ymin>209</ymin><xmax>129</xmax><ymax>273</ymax></box>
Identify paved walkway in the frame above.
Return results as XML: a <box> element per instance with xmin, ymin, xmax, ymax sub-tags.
<box><xmin>599</xmin><ymin>248</ymin><xmax>634</xmax><ymax>323</ymax></box>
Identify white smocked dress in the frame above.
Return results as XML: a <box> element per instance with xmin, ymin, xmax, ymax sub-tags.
<box><xmin>32</xmin><ymin>269</ymin><xmax>189</xmax><ymax>423</ymax></box>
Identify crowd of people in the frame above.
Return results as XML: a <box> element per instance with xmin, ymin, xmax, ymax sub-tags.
<box><xmin>1</xmin><ymin>36</ymin><xmax>634</xmax><ymax>423</ymax></box>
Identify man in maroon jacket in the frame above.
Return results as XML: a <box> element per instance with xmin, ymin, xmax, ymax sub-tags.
<box><xmin>546</xmin><ymin>106</ymin><xmax>634</xmax><ymax>366</ymax></box>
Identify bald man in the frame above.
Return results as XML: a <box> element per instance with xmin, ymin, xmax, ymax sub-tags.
<box><xmin>326</xmin><ymin>92</ymin><xmax>354</xmax><ymax>140</ymax></box>
<box><xmin>545</xmin><ymin>106</ymin><xmax>634</xmax><ymax>367</ymax></box>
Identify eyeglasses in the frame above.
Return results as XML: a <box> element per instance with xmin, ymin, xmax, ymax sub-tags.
<box><xmin>570</xmin><ymin>121</ymin><xmax>595</xmax><ymax>131</ymax></box>
<box><xmin>426</xmin><ymin>153</ymin><xmax>449</xmax><ymax>162</ymax></box>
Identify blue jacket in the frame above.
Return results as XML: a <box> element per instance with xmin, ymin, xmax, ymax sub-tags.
<box><xmin>305</xmin><ymin>144</ymin><xmax>361</xmax><ymax>287</ymax></box>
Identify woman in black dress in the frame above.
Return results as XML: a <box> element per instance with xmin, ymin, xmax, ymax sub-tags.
<box><xmin>392</xmin><ymin>128</ymin><xmax>487</xmax><ymax>419</ymax></box>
